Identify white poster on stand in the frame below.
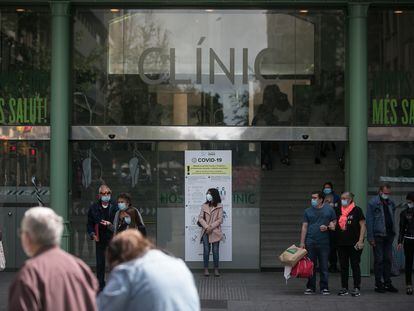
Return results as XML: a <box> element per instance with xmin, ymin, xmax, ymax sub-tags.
<box><xmin>185</xmin><ymin>150</ymin><xmax>232</xmax><ymax>261</ymax></box>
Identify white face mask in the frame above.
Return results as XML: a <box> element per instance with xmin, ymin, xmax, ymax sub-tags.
<box><xmin>408</xmin><ymin>202</ymin><xmax>414</xmax><ymax>209</ymax></box>
<box><xmin>124</xmin><ymin>216</ymin><xmax>131</xmax><ymax>225</ymax></box>
<box><xmin>380</xmin><ymin>193</ymin><xmax>389</xmax><ymax>200</ymax></box>
<box><xmin>206</xmin><ymin>194</ymin><xmax>213</xmax><ymax>202</ymax></box>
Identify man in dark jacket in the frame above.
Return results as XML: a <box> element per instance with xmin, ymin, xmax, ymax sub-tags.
<box><xmin>366</xmin><ymin>184</ymin><xmax>398</xmax><ymax>293</ymax></box>
<box><xmin>87</xmin><ymin>184</ymin><xmax>118</xmax><ymax>291</ymax></box>
<box><xmin>397</xmin><ymin>192</ymin><xmax>414</xmax><ymax>295</ymax></box>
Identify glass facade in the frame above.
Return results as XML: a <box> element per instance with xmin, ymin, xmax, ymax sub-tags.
<box><xmin>71</xmin><ymin>141</ymin><xmax>260</xmax><ymax>268</ymax></box>
<box><xmin>0</xmin><ymin>141</ymin><xmax>49</xmax><ymax>204</ymax></box>
<box><xmin>73</xmin><ymin>9</ymin><xmax>345</xmax><ymax>126</ymax></box>
<box><xmin>1</xmin><ymin>3</ymin><xmax>413</xmax><ymax>272</ymax></box>
<box><xmin>368</xmin><ymin>10</ymin><xmax>414</xmax><ymax>126</ymax></box>
<box><xmin>0</xmin><ymin>8</ymin><xmax>50</xmax><ymax>125</ymax></box>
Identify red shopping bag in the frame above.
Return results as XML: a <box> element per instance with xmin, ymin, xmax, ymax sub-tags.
<box><xmin>291</xmin><ymin>257</ymin><xmax>314</xmax><ymax>278</ymax></box>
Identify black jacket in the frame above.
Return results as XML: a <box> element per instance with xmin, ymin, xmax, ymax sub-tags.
<box><xmin>398</xmin><ymin>206</ymin><xmax>414</xmax><ymax>244</ymax></box>
<box><xmin>87</xmin><ymin>200</ymin><xmax>118</xmax><ymax>244</ymax></box>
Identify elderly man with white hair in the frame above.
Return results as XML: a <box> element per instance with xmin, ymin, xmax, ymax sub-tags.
<box><xmin>8</xmin><ymin>207</ymin><xmax>98</xmax><ymax>311</ymax></box>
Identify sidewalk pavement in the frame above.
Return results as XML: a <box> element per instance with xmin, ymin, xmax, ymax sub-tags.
<box><xmin>1</xmin><ymin>271</ymin><xmax>413</xmax><ymax>311</ymax></box>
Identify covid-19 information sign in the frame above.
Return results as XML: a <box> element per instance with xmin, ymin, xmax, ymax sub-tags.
<box><xmin>184</xmin><ymin>150</ymin><xmax>232</xmax><ymax>262</ymax></box>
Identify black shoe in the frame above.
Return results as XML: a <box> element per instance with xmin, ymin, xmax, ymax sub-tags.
<box><xmin>351</xmin><ymin>288</ymin><xmax>361</xmax><ymax>297</ymax></box>
<box><xmin>321</xmin><ymin>289</ymin><xmax>331</xmax><ymax>295</ymax></box>
<box><xmin>375</xmin><ymin>285</ymin><xmax>386</xmax><ymax>293</ymax></box>
<box><xmin>281</xmin><ymin>157</ymin><xmax>290</xmax><ymax>166</ymax></box>
<box><xmin>304</xmin><ymin>288</ymin><xmax>315</xmax><ymax>295</ymax></box>
<box><xmin>338</xmin><ymin>288</ymin><xmax>349</xmax><ymax>296</ymax></box>
<box><xmin>407</xmin><ymin>286</ymin><xmax>413</xmax><ymax>295</ymax></box>
<box><xmin>385</xmin><ymin>284</ymin><xmax>398</xmax><ymax>293</ymax></box>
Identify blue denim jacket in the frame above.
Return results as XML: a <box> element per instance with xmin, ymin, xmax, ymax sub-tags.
<box><xmin>366</xmin><ymin>195</ymin><xmax>396</xmax><ymax>241</ymax></box>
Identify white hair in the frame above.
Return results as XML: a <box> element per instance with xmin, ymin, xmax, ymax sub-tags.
<box><xmin>21</xmin><ymin>207</ymin><xmax>63</xmax><ymax>247</ymax></box>
<box><xmin>98</xmin><ymin>184</ymin><xmax>111</xmax><ymax>193</ymax></box>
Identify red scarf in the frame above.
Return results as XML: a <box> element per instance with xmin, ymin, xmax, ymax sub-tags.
<box><xmin>339</xmin><ymin>202</ymin><xmax>355</xmax><ymax>230</ymax></box>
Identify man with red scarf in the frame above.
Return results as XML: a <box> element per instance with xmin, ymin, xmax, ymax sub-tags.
<box><xmin>335</xmin><ymin>192</ymin><xmax>366</xmax><ymax>297</ymax></box>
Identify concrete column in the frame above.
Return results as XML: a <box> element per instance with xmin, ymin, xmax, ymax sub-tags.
<box><xmin>347</xmin><ymin>3</ymin><xmax>369</xmax><ymax>276</ymax></box>
<box><xmin>50</xmin><ymin>1</ymin><xmax>71</xmax><ymax>251</ymax></box>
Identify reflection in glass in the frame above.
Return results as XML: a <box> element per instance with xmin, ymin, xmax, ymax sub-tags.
<box><xmin>0</xmin><ymin>8</ymin><xmax>50</xmax><ymax>125</ymax></box>
<box><xmin>0</xmin><ymin>141</ymin><xmax>49</xmax><ymax>205</ymax></box>
<box><xmin>368</xmin><ymin>10</ymin><xmax>414</xmax><ymax>126</ymax></box>
<box><xmin>71</xmin><ymin>141</ymin><xmax>261</xmax><ymax>268</ymax></box>
<box><xmin>73</xmin><ymin>9</ymin><xmax>344</xmax><ymax>126</ymax></box>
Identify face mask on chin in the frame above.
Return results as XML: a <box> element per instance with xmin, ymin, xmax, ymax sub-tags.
<box><xmin>380</xmin><ymin>193</ymin><xmax>389</xmax><ymax>200</ymax></box>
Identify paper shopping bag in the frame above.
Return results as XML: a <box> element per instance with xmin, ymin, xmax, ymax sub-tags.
<box><xmin>279</xmin><ymin>244</ymin><xmax>307</xmax><ymax>267</ymax></box>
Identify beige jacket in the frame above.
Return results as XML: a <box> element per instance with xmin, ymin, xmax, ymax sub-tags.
<box><xmin>198</xmin><ymin>203</ymin><xmax>223</xmax><ymax>243</ymax></box>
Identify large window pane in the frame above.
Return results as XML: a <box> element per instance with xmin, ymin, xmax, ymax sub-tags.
<box><xmin>0</xmin><ymin>141</ymin><xmax>49</xmax><ymax>204</ymax></box>
<box><xmin>368</xmin><ymin>10</ymin><xmax>414</xmax><ymax>126</ymax></box>
<box><xmin>71</xmin><ymin>141</ymin><xmax>260</xmax><ymax>268</ymax></box>
<box><xmin>0</xmin><ymin>8</ymin><xmax>50</xmax><ymax>125</ymax></box>
<box><xmin>73</xmin><ymin>9</ymin><xmax>344</xmax><ymax>126</ymax></box>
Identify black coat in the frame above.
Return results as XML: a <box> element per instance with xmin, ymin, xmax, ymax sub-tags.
<box><xmin>398</xmin><ymin>206</ymin><xmax>414</xmax><ymax>243</ymax></box>
<box><xmin>87</xmin><ymin>200</ymin><xmax>118</xmax><ymax>244</ymax></box>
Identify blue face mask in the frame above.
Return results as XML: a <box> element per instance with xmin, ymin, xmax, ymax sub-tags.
<box><xmin>206</xmin><ymin>194</ymin><xmax>213</xmax><ymax>202</ymax></box>
<box><xmin>118</xmin><ymin>202</ymin><xmax>127</xmax><ymax>211</ymax></box>
<box><xmin>311</xmin><ymin>199</ymin><xmax>318</xmax><ymax>208</ymax></box>
<box><xmin>101</xmin><ymin>195</ymin><xmax>111</xmax><ymax>203</ymax></box>
<box><xmin>124</xmin><ymin>216</ymin><xmax>131</xmax><ymax>225</ymax></box>
<box><xmin>323</xmin><ymin>188</ymin><xmax>332</xmax><ymax>195</ymax></box>
<box><xmin>341</xmin><ymin>199</ymin><xmax>349</xmax><ymax>207</ymax></box>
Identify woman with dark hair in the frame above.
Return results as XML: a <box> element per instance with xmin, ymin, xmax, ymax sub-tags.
<box><xmin>335</xmin><ymin>192</ymin><xmax>366</xmax><ymax>297</ymax></box>
<box><xmin>97</xmin><ymin>230</ymin><xmax>200</xmax><ymax>311</ymax></box>
<box><xmin>112</xmin><ymin>193</ymin><xmax>146</xmax><ymax>236</ymax></box>
<box><xmin>397</xmin><ymin>192</ymin><xmax>414</xmax><ymax>295</ymax></box>
<box><xmin>198</xmin><ymin>188</ymin><xmax>223</xmax><ymax>277</ymax></box>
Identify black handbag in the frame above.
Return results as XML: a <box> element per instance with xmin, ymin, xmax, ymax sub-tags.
<box><xmin>197</xmin><ymin>211</ymin><xmax>205</xmax><ymax>227</ymax></box>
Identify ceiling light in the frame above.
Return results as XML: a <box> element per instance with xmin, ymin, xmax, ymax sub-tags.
<box><xmin>205</xmin><ymin>9</ymin><xmax>214</xmax><ymax>13</ymax></box>
<box><xmin>394</xmin><ymin>10</ymin><xmax>403</xmax><ymax>14</ymax></box>
<box><xmin>299</xmin><ymin>10</ymin><xmax>309</xmax><ymax>14</ymax></box>
<box><xmin>110</xmin><ymin>8</ymin><xmax>120</xmax><ymax>13</ymax></box>
<box><xmin>16</xmin><ymin>8</ymin><xmax>25</xmax><ymax>12</ymax></box>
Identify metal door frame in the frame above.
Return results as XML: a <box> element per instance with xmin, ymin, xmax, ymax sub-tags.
<box><xmin>2</xmin><ymin>125</ymin><xmax>414</xmax><ymax>141</ymax></box>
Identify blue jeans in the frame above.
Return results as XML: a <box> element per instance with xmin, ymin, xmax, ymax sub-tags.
<box><xmin>306</xmin><ymin>244</ymin><xmax>330</xmax><ymax>291</ymax></box>
<box><xmin>202</xmin><ymin>233</ymin><xmax>219</xmax><ymax>268</ymax></box>
<box><xmin>373</xmin><ymin>235</ymin><xmax>393</xmax><ymax>287</ymax></box>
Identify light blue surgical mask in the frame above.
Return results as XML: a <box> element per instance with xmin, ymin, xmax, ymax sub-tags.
<box><xmin>408</xmin><ymin>202</ymin><xmax>414</xmax><ymax>209</ymax></box>
<box><xmin>101</xmin><ymin>195</ymin><xmax>111</xmax><ymax>203</ymax></box>
<box><xmin>206</xmin><ymin>194</ymin><xmax>213</xmax><ymax>202</ymax></box>
<box><xmin>323</xmin><ymin>188</ymin><xmax>332</xmax><ymax>195</ymax></box>
<box><xmin>311</xmin><ymin>199</ymin><xmax>318</xmax><ymax>208</ymax></box>
<box><xmin>380</xmin><ymin>193</ymin><xmax>389</xmax><ymax>200</ymax></box>
<box><xmin>118</xmin><ymin>202</ymin><xmax>127</xmax><ymax>211</ymax></box>
<box><xmin>124</xmin><ymin>216</ymin><xmax>131</xmax><ymax>225</ymax></box>
<box><xmin>341</xmin><ymin>199</ymin><xmax>349</xmax><ymax>207</ymax></box>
